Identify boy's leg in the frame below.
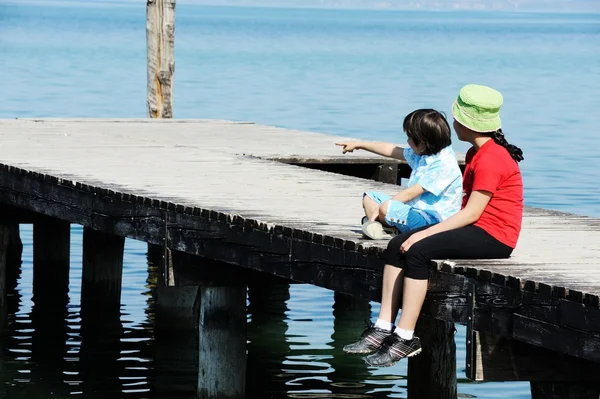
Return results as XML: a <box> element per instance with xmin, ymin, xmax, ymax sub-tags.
<box><xmin>362</xmin><ymin>195</ymin><xmax>380</xmax><ymax>222</ymax></box>
<box><xmin>384</xmin><ymin>202</ymin><xmax>435</xmax><ymax>232</ymax></box>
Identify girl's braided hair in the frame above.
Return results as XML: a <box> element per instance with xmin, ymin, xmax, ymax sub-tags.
<box><xmin>488</xmin><ymin>129</ymin><xmax>524</xmax><ymax>162</ymax></box>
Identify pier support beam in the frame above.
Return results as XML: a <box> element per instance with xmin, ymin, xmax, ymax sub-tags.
<box><xmin>0</xmin><ymin>204</ymin><xmax>25</xmax><ymax>335</ymax></box>
<box><xmin>531</xmin><ymin>382</ymin><xmax>600</xmax><ymax>399</ymax></box>
<box><xmin>330</xmin><ymin>292</ymin><xmax>372</xmax><ymax>388</ymax></box>
<box><xmin>198</xmin><ymin>285</ymin><xmax>246</xmax><ymax>399</ymax></box>
<box><xmin>0</xmin><ymin>223</ymin><xmax>10</xmax><ymax>332</ymax></box>
<box><xmin>407</xmin><ymin>315</ymin><xmax>457</xmax><ymax>399</ymax></box>
<box><xmin>33</xmin><ymin>215</ymin><xmax>70</xmax><ymax>305</ymax></box>
<box><xmin>82</xmin><ymin>227</ymin><xmax>125</xmax><ymax>309</ymax></box>
<box><xmin>146</xmin><ymin>0</ymin><xmax>175</xmax><ymax>118</ymax></box>
<box><xmin>80</xmin><ymin>227</ymin><xmax>125</xmax><ymax>394</ymax></box>
<box><xmin>246</xmin><ymin>276</ymin><xmax>291</xmax><ymax>397</ymax></box>
<box><xmin>151</xmin><ymin>248</ymin><xmax>248</xmax><ymax>398</ymax></box>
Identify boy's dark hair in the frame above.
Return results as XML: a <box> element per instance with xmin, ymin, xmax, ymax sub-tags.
<box><xmin>403</xmin><ymin>109</ymin><xmax>451</xmax><ymax>155</ymax></box>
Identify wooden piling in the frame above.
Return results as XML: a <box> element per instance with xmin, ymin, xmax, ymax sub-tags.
<box><xmin>198</xmin><ymin>285</ymin><xmax>246</xmax><ymax>399</ymax></box>
<box><xmin>0</xmin><ymin>222</ymin><xmax>10</xmax><ymax>332</ymax></box>
<box><xmin>33</xmin><ymin>215</ymin><xmax>70</xmax><ymax>305</ymax></box>
<box><xmin>146</xmin><ymin>0</ymin><xmax>175</xmax><ymax>118</ymax></box>
<box><xmin>330</xmin><ymin>292</ymin><xmax>372</xmax><ymax>390</ymax></box>
<box><xmin>530</xmin><ymin>382</ymin><xmax>600</xmax><ymax>399</ymax></box>
<box><xmin>407</xmin><ymin>315</ymin><xmax>457</xmax><ymax>399</ymax></box>
<box><xmin>80</xmin><ymin>229</ymin><xmax>124</xmax><ymax>397</ymax></box>
<box><xmin>246</xmin><ymin>277</ymin><xmax>291</xmax><ymax>397</ymax></box>
<box><xmin>82</xmin><ymin>227</ymin><xmax>125</xmax><ymax>309</ymax></box>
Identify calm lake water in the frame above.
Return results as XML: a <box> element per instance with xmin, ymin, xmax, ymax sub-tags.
<box><xmin>1</xmin><ymin>2</ymin><xmax>599</xmax><ymax>398</ymax></box>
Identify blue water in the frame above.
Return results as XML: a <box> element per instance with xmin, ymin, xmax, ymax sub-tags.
<box><xmin>1</xmin><ymin>3</ymin><xmax>600</xmax><ymax>398</ymax></box>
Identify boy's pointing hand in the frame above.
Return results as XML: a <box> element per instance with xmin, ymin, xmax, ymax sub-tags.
<box><xmin>335</xmin><ymin>142</ymin><xmax>359</xmax><ymax>154</ymax></box>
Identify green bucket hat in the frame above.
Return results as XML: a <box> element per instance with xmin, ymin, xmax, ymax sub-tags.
<box><xmin>452</xmin><ymin>84</ymin><xmax>503</xmax><ymax>133</ymax></box>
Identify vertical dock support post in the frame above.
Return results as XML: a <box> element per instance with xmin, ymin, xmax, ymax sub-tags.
<box><xmin>0</xmin><ymin>222</ymin><xmax>10</xmax><ymax>332</ymax></box>
<box><xmin>530</xmin><ymin>383</ymin><xmax>600</xmax><ymax>399</ymax></box>
<box><xmin>407</xmin><ymin>315</ymin><xmax>457</xmax><ymax>399</ymax></box>
<box><xmin>146</xmin><ymin>0</ymin><xmax>176</xmax><ymax>118</ymax></box>
<box><xmin>198</xmin><ymin>284</ymin><xmax>246</xmax><ymax>399</ymax></box>
<box><xmin>80</xmin><ymin>227</ymin><xmax>125</xmax><ymax>394</ymax></box>
<box><xmin>33</xmin><ymin>215</ymin><xmax>70</xmax><ymax>305</ymax></box>
<box><xmin>81</xmin><ymin>227</ymin><xmax>125</xmax><ymax>309</ymax></box>
<box><xmin>31</xmin><ymin>215</ymin><xmax>70</xmax><ymax>390</ymax></box>
<box><xmin>246</xmin><ymin>276</ymin><xmax>290</xmax><ymax>397</ymax></box>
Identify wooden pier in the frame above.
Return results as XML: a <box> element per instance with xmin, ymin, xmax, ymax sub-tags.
<box><xmin>1</xmin><ymin>119</ymin><xmax>599</xmax><ymax>399</ymax></box>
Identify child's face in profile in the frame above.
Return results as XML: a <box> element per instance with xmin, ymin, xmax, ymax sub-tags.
<box><xmin>407</xmin><ymin>136</ymin><xmax>426</xmax><ymax>155</ymax></box>
<box><xmin>453</xmin><ymin>119</ymin><xmax>469</xmax><ymax>142</ymax></box>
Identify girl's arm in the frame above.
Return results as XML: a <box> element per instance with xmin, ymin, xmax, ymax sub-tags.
<box><xmin>335</xmin><ymin>141</ymin><xmax>406</xmax><ymax>161</ymax></box>
<box><xmin>390</xmin><ymin>184</ymin><xmax>424</xmax><ymax>203</ymax></box>
<box><xmin>400</xmin><ymin>190</ymin><xmax>493</xmax><ymax>252</ymax></box>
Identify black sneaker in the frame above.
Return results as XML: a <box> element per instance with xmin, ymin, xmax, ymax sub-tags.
<box><xmin>364</xmin><ymin>334</ymin><xmax>422</xmax><ymax>367</ymax></box>
<box><xmin>342</xmin><ymin>322</ymin><xmax>392</xmax><ymax>354</ymax></box>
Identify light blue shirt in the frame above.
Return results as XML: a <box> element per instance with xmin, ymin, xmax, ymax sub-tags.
<box><xmin>404</xmin><ymin>145</ymin><xmax>462</xmax><ymax>222</ymax></box>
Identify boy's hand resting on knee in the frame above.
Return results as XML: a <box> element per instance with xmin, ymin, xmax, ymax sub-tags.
<box><xmin>401</xmin><ymin>230</ymin><xmax>431</xmax><ymax>253</ymax></box>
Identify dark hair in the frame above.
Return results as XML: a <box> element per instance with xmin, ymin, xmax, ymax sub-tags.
<box><xmin>486</xmin><ymin>129</ymin><xmax>524</xmax><ymax>162</ymax></box>
<box><xmin>403</xmin><ymin>109</ymin><xmax>451</xmax><ymax>155</ymax></box>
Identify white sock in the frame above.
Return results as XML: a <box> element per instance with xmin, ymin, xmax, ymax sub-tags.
<box><xmin>374</xmin><ymin>318</ymin><xmax>394</xmax><ymax>332</ymax></box>
<box><xmin>394</xmin><ymin>328</ymin><xmax>414</xmax><ymax>340</ymax></box>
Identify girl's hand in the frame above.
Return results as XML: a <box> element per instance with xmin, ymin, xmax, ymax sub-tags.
<box><xmin>400</xmin><ymin>230</ymin><xmax>430</xmax><ymax>253</ymax></box>
<box><xmin>335</xmin><ymin>142</ymin><xmax>361</xmax><ymax>154</ymax></box>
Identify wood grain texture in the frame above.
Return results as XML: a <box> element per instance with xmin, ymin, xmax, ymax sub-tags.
<box><xmin>146</xmin><ymin>0</ymin><xmax>175</xmax><ymax>118</ymax></box>
<box><xmin>0</xmin><ymin>119</ymin><xmax>599</xmax><ymax>364</ymax></box>
<box><xmin>198</xmin><ymin>285</ymin><xmax>246</xmax><ymax>399</ymax></box>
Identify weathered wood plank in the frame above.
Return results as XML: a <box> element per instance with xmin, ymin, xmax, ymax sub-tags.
<box><xmin>198</xmin><ymin>285</ymin><xmax>246</xmax><ymax>399</ymax></box>
<box><xmin>470</xmin><ymin>330</ymin><xmax>600</xmax><ymax>381</ymax></box>
<box><xmin>146</xmin><ymin>0</ymin><xmax>175</xmax><ymax>118</ymax></box>
<box><xmin>0</xmin><ymin>222</ymin><xmax>9</xmax><ymax>332</ymax></box>
<box><xmin>1</xmin><ymin>119</ymin><xmax>600</xmax><ymax>366</ymax></box>
<box><xmin>408</xmin><ymin>316</ymin><xmax>457</xmax><ymax>399</ymax></box>
<box><xmin>82</xmin><ymin>227</ymin><xmax>125</xmax><ymax>308</ymax></box>
<box><xmin>32</xmin><ymin>215</ymin><xmax>70</xmax><ymax>305</ymax></box>
<box><xmin>530</xmin><ymin>382</ymin><xmax>600</xmax><ymax>399</ymax></box>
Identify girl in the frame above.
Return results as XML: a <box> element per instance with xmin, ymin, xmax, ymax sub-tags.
<box><xmin>336</xmin><ymin>109</ymin><xmax>462</xmax><ymax>240</ymax></box>
<box><xmin>343</xmin><ymin>84</ymin><xmax>524</xmax><ymax>367</ymax></box>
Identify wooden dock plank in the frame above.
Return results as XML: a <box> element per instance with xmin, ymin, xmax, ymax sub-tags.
<box><xmin>1</xmin><ymin>118</ymin><xmax>599</xmax><ymax>302</ymax></box>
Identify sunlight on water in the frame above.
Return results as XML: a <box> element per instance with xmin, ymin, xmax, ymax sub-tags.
<box><xmin>1</xmin><ymin>2</ymin><xmax>599</xmax><ymax>398</ymax></box>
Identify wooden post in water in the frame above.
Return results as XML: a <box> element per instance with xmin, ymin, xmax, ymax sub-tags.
<box><xmin>530</xmin><ymin>383</ymin><xmax>600</xmax><ymax>399</ymax></box>
<box><xmin>146</xmin><ymin>0</ymin><xmax>175</xmax><ymax>118</ymax></box>
<box><xmin>198</xmin><ymin>285</ymin><xmax>247</xmax><ymax>399</ymax></box>
<box><xmin>81</xmin><ymin>227</ymin><xmax>125</xmax><ymax>309</ymax></box>
<box><xmin>407</xmin><ymin>315</ymin><xmax>457</xmax><ymax>399</ymax></box>
<box><xmin>0</xmin><ymin>222</ymin><xmax>10</xmax><ymax>333</ymax></box>
<box><xmin>33</xmin><ymin>215</ymin><xmax>70</xmax><ymax>305</ymax></box>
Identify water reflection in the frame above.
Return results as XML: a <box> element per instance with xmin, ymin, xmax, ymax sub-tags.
<box><xmin>0</xmin><ymin>227</ymin><xmax>488</xmax><ymax>399</ymax></box>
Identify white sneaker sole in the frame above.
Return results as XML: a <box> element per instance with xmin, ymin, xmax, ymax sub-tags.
<box><xmin>361</xmin><ymin>221</ymin><xmax>394</xmax><ymax>240</ymax></box>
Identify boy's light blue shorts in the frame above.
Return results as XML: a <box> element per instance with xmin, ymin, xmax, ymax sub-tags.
<box><xmin>364</xmin><ymin>191</ymin><xmax>437</xmax><ymax>233</ymax></box>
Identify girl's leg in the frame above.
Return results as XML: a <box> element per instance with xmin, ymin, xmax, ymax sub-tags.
<box><xmin>343</xmin><ymin>227</ymin><xmax>429</xmax><ymax>355</ymax></box>
<box><xmin>396</xmin><ymin>277</ymin><xmax>428</xmax><ymax>331</ymax></box>
<box><xmin>362</xmin><ymin>195</ymin><xmax>379</xmax><ymax>221</ymax></box>
<box><xmin>378</xmin><ymin>264</ymin><xmax>404</xmax><ymax>324</ymax></box>
<box><xmin>366</xmin><ymin>225</ymin><xmax>513</xmax><ymax>367</ymax></box>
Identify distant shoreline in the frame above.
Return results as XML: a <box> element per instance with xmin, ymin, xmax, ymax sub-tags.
<box><xmin>2</xmin><ymin>0</ymin><xmax>599</xmax><ymax>14</ymax></box>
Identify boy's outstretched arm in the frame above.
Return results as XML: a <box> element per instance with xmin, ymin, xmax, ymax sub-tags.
<box><xmin>335</xmin><ymin>141</ymin><xmax>406</xmax><ymax>161</ymax></box>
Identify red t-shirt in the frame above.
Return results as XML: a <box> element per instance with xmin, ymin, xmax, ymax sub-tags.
<box><xmin>462</xmin><ymin>140</ymin><xmax>523</xmax><ymax>248</ymax></box>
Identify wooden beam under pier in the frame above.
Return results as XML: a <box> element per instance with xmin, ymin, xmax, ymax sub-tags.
<box><xmin>1</xmin><ymin>119</ymin><xmax>600</xmax><ymax>392</ymax></box>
